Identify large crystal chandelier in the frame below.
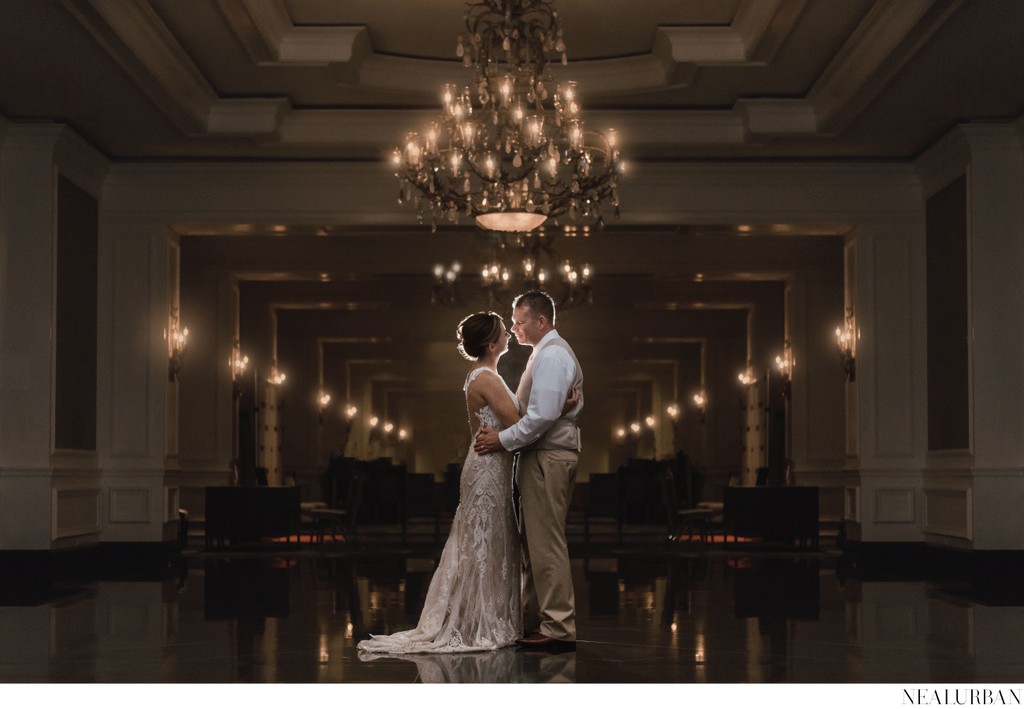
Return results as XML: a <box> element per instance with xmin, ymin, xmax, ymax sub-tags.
<box><xmin>392</xmin><ymin>0</ymin><xmax>623</xmax><ymax>233</ymax></box>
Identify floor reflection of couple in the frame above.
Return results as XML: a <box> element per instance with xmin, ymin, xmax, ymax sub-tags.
<box><xmin>358</xmin><ymin>291</ymin><xmax>584</xmax><ymax>660</ymax></box>
<box><xmin>360</xmin><ymin>647</ymin><xmax>576</xmax><ymax>683</ymax></box>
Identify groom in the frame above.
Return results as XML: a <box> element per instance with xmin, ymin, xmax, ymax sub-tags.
<box><xmin>474</xmin><ymin>290</ymin><xmax>584</xmax><ymax>649</ymax></box>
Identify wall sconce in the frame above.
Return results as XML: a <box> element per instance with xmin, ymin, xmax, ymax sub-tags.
<box><xmin>166</xmin><ymin>310</ymin><xmax>189</xmax><ymax>382</ymax></box>
<box><xmin>644</xmin><ymin>415</ymin><xmax>656</xmax><ymax>429</ymax></box>
<box><xmin>229</xmin><ymin>340</ymin><xmax>249</xmax><ymax>398</ymax></box>
<box><xmin>737</xmin><ymin>363</ymin><xmax>757</xmax><ymax>386</ymax></box>
<box><xmin>692</xmin><ymin>391</ymin><xmax>707</xmax><ymax>424</ymax></box>
<box><xmin>342</xmin><ymin>404</ymin><xmax>358</xmax><ymax>455</ymax></box>
<box><xmin>267</xmin><ymin>362</ymin><xmax>287</xmax><ymax>386</ymax></box>
<box><xmin>317</xmin><ymin>390</ymin><xmax>331</xmax><ymax>423</ymax></box>
<box><xmin>398</xmin><ymin>428</ymin><xmax>409</xmax><ymax>442</ymax></box>
<box><xmin>666</xmin><ymin>403</ymin><xmax>679</xmax><ymax>421</ymax></box>
<box><xmin>835</xmin><ymin>308</ymin><xmax>856</xmax><ymax>382</ymax></box>
<box><xmin>775</xmin><ymin>341</ymin><xmax>794</xmax><ymax>397</ymax></box>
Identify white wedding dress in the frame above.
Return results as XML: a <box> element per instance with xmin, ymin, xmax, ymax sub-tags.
<box><xmin>358</xmin><ymin>367</ymin><xmax>522</xmax><ymax>654</ymax></box>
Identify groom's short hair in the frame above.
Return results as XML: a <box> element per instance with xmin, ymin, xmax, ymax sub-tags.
<box><xmin>513</xmin><ymin>290</ymin><xmax>556</xmax><ymax>326</ymax></box>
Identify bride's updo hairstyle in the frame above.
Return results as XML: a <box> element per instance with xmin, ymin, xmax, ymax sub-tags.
<box><xmin>456</xmin><ymin>311</ymin><xmax>503</xmax><ymax>361</ymax></box>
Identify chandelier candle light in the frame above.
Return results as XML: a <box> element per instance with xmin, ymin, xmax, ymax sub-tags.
<box><xmin>392</xmin><ymin>0</ymin><xmax>623</xmax><ymax>233</ymax></box>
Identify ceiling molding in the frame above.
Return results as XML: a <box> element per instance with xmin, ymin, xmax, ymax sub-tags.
<box><xmin>61</xmin><ymin>0</ymin><xmax>962</xmax><ymax>149</ymax></box>
<box><xmin>274</xmin><ymin>108</ymin><xmax>751</xmax><ymax>149</ymax></box>
<box><xmin>217</xmin><ymin>0</ymin><xmax>370</xmax><ymax>66</ymax></box>
<box><xmin>62</xmin><ymin>0</ymin><xmax>291</xmax><ymax>137</ymax></box>
<box><xmin>737</xmin><ymin>0</ymin><xmax>963</xmax><ymax>137</ymax></box>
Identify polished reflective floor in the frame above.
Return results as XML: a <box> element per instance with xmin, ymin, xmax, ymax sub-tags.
<box><xmin>3</xmin><ymin>531</ymin><xmax>1024</xmax><ymax>687</ymax></box>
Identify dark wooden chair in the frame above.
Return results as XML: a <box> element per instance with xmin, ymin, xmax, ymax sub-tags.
<box><xmin>658</xmin><ymin>465</ymin><xmax>714</xmax><ymax>544</ymax></box>
<box><xmin>309</xmin><ymin>469</ymin><xmax>365</xmax><ymax>546</ymax></box>
<box><xmin>204</xmin><ymin>485</ymin><xmax>301</xmax><ymax>549</ymax></box>
<box><xmin>583</xmin><ymin>472</ymin><xmax>623</xmax><ymax>544</ymax></box>
<box><xmin>401</xmin><ymin>473</ymin><xmax>442</xmax><ymax>543</ymax></box>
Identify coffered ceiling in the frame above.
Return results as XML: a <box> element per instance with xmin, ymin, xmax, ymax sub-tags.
<box><xmin>2</xmin><ymin>0</ymin><xmax>1022</xmax><ymax>163</ymax></box>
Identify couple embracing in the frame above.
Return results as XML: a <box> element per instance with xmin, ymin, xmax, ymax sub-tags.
<box><xmin>358</xmin><ymin>290</ymin><xmax>583</xmax><ymax>654</ymax></box>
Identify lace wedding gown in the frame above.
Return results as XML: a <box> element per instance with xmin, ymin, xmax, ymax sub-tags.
<box><xmin>358</xmin><ymin>367</ymin><xmax>522</xmax><ymax>654</ymax></box>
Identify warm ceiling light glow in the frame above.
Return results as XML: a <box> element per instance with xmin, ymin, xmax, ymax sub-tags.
<box><xmin>475</xmin><ymin>211</ymin><xmax>548</xmax><ymax>232</ymax></box>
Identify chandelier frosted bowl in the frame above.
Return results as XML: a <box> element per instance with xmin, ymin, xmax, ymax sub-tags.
<box><xmin>393</xmin><ymin>0</ymin><xmax>622</xmax><ymax>233</ymax></box>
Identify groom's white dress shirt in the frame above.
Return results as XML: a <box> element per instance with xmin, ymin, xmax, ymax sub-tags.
<box><xmin>498</xmin><ymin>329</ymin><xmax>577</xmax><ymax>452</ymax></box>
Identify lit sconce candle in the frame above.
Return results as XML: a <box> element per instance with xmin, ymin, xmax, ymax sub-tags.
<box><xmin>537</xmin><ymin>270</ymin><xmax>548</xmax><ymax>284</ymax></box>
<box><xmin>645</xmin><ymin>415</ymin><xmax>656</xmax><ymax>428</ymax></box>
<box><xmin>527</xmin><ymin>115</ymin><xmax>543</xmax><ymax>145</ymax></box>
<box><xmin>345</xmin><ymin>404</ymin><xmax>358</xmax><ymax>419</ymax></box>
<box><xmin>523</xmin><ymin>258</ymin><xmax>535</xmax><ymax>276</ymax></box>
<box><xmin>580</xmin><ymin>263</ymin><xmax>592</xmax><ymax>282</ymax></box>
<box><xmin>318</xmin><ymin>391</ymin><xmax>331</xmax><ymax>409</ymax></box>
<box><xmin>398</xmin><ymin>429</ymin><xmax>408</xmax><ymax>441</ymax></box>
<box><xmin>630</xmin><ymin>422</ymin><xmax>641</xmax><ymax>434</ymax></box>
<box><xmin>433</xmin><ymin>263</ymin><xmax>445</xmax><ymax>280</ymax></box>
<box><xmin>615</xmin><ymin>427</ymin><xmax>626</xmax><ymax>439</ymax></box>
<box><xmin>405</xmin><ymin>138</ymin><xmax>422</xmax><ymax>167</ymax></box>
<box><xmin>666</xmin><ymin>404</ymin><xmax>679</xmax><ymax>419</ymax></box>
<box><xmin>383</xmin><ymin>422</ymin><xmax>394</xmax><ymax>434</ymax></box>
<box><xmin>569</xmin><ymin>122</ymin><xmax>583</xmax><ymax>149</ymax></box>
<box><xmin>693</xmin><ymin>392</ymin><xmax>706</xmax><ymax>408</ymax></box>
<box><xmin>369</xmin><ymin>416</ymin><xmax>379</xmax><ymax>427</ymax></box>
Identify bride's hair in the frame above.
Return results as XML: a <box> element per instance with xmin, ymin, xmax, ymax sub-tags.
<box><xmin>456</xmin><ymin>311</ymin><xmax>503</xmax><ymax>361</ymax></box>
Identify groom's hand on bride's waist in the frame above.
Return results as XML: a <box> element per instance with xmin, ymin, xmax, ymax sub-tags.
<box><xmin>474</xmin><ymin>426</ymin><xmax>502</xmax><ymax>455</ymax></box>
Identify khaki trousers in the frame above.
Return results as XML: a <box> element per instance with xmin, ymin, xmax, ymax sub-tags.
<box><xmin>516</xmin><ymin>448</ymin><xmax>578</xmax><ymax>641</ymax></box>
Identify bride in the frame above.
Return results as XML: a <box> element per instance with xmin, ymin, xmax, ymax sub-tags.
<box><xmin>358</xmin><ymin>311</ymin><xmax>527</xmax><ymax>654</ymax></box>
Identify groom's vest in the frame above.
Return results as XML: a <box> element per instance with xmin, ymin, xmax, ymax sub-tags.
<box><xmin>515</xmin><ymin>334</ymin><xmax>584</xmax><ymax>452</ymax></box>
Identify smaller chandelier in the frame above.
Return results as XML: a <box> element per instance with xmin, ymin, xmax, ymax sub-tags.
<box><xmin>432</xmin><ymin>230</ymin><xmax>592</xmax><ymax>308</ymax></box>
<box><xmin>392</xmin><ymin>0</ymin><xmax>622</xmax><ymax>233</ymax></box>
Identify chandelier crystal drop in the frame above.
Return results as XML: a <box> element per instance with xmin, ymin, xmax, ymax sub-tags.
<box><xmin>392</xmin><ymin>0</ymin><xmax>623</xmax><ymax>233</ymax></box>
